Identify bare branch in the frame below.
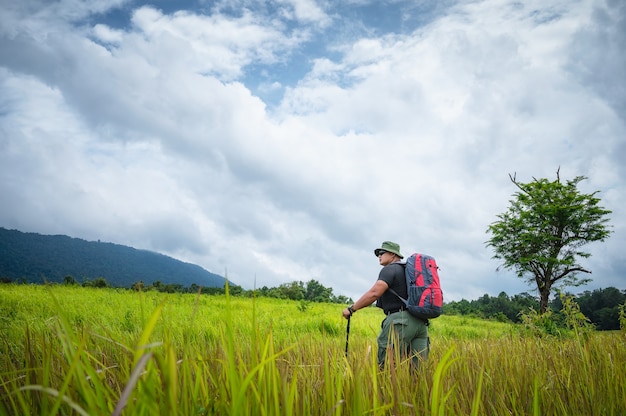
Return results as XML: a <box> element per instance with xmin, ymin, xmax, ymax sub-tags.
<box><xmin>553</xmin><ymin>267</ymin><xmax>590</xmax><ymax>282</ymax></box>
<box><xmin>508</xmin><ymin>172</ymin><xmax>525</xmax><ymax>192</ymax></box>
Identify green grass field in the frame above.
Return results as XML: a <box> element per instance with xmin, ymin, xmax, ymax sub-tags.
<box><xmin>1</xmin><ymin>284</ymin><xmax>624</xmax><ymax>415</ymax></box>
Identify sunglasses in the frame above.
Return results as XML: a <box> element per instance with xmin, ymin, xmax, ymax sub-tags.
<box><xmin>377</xmin><ymin>250</ymin><xmax>388</xmax><ymax>256</ymax></box>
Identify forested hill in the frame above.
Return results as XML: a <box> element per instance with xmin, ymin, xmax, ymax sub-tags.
<box><xmin>0</xmin><ymin>227</ymin><xmax>226</xmax><ymax>288</ymax></box>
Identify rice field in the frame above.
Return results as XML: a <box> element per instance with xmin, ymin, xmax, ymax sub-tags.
<box><xmin>0</xmin><ymin>284</ymin><xmax>624</xmax><ymax>415</ymax></box>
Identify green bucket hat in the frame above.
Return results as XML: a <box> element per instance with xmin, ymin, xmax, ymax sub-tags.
<box><xmin>374</xmin><ymin>241</ymin><xmax>403</xmax><ymax>258</ymax></box>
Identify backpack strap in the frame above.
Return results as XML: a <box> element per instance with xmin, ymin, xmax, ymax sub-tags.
<box><xmin>387</xmin><ymin>261</ymin><xmax>408</xmax><ymax>305</ymax></box>
<box><xmin>387</xmin><ymin>287</ymin><xmax>409</xmax><ymax>306</ymax></box>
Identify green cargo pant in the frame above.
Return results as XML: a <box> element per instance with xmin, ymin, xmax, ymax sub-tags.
<box><xmin>377</xmin><ymin>310</ymin><xmax>429</xmax><ymax>369</ymax></box>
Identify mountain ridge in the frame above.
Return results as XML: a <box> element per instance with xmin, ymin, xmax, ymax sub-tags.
<box><xmin>0</xmin><ymin>227</ymin><xmax>227</xmax><ymax>288</ymax></box>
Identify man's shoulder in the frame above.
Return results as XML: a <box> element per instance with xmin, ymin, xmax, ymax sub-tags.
<box><xmin>379</xmin><ymin>262</ymin><xmax>404</xmax><ymax>279</ymax></box>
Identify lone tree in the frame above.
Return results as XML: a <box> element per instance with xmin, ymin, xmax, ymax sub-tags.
<box><xmin>486</xmin><ymin>170</ymin><xmax>612</xmax><ymax>314</ymax></box>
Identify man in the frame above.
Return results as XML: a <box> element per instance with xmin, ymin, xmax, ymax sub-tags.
<box><xmin>342</xmin><ymin>241</ymin><xmax>429</xmax><ymax>368</ymax></box>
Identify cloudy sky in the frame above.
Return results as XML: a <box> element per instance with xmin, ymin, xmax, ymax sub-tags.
<box><xmin>1</xmin><ymin>0</ymin><xmax>624</xmax><ymax>302</ymax></box>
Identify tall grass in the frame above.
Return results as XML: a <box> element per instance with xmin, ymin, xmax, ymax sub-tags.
<box><xmin>1</xmin><ymin>284</ymin><xmax>624</xmax><ymax>415</ymax></box>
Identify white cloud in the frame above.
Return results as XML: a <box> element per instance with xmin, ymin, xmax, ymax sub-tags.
<box><xmin>93</xmin><ymin>24</ymin><xmax>124</xmax><ymax>44</ymax></box>
<box><xmin>0</xmin><ymin>0</ymin><xmax>624</xmax><ymax>303</ymax></box>
<box><xmin>124</xmin><ymin>6</ymin><xmax>307</xmax><ymax>80</ymax></box>
<box><xmin>277</xmin><ymin>0</ymin><xmax>332</xmax><ymax>26</ymax></box>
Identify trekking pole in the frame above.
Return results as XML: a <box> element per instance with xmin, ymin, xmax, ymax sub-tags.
<box><xmin>345</xmin><ymin>315</ymin><xmax>351</xmax><ymax>357</ymax></box>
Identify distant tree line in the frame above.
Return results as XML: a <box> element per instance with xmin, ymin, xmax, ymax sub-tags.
<box><xmin>253</xmin><ymin>280</ymin><xmax>353</xmax><ymax>304</ymax></box>
<box><xmin>3</xmin><ymin>275</ymin><xmax>353</xmax><ymax>304</ymax></box>
<box><xmin>444</xmin><ymin>287</ymin><xmax>626</xmax><ymax>330</ymax></box>
<box><xmin>129</xmin><ymin>278</ymin><xmax>352</xmax><ymax>303</ymax></box>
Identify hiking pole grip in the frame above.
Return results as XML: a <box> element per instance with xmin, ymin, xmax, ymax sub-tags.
<box><xmin>345</xmin><ymin>315</ymin><xmax>351</xmax><ymax>357</ymax></box>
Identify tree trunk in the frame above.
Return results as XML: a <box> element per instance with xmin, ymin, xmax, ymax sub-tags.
<box><xmin>539</xmin><ymin>286</ymin><xmax>550</xmax><ymax>314</ymax></box>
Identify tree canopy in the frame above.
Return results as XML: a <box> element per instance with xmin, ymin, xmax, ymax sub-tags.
<box><xmin>486</xmin><ymin>170</ymin><xmax>612</xmax><ymax>313</ymax></box>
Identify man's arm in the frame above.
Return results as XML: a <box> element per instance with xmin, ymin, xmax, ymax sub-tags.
<box><xmin>342</xmin><ymin>279</ymin><xmax>388</xmax><ymax>319</ymax></box>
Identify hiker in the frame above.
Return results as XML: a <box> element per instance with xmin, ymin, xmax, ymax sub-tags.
<box><xmin>342</xmin><ymin>241</ymin><xmax>429</xmax><ymax>369</ymax></box>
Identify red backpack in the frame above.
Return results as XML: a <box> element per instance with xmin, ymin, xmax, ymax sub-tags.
<box><xmin>389</xmin><ymin>253</ymin><xmax>443</xmax><ymax>320</ymax></box>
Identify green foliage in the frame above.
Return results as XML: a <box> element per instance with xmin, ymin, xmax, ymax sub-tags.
<box><xmin>574</xmin><ymin>287</ymin><xmax>626</xmax><ymax>330</ymax></box>
<box><xmin>619</xmin><ymin>302</ymin><xmax>626</xmax><ymax>333</ymax></box>
<box><xmin>62</xmin><ymin>275</ymin><xmax>77</xmax><ymax>285</ymax></box>
<box><xmin>445</xmin><ymin>287</ymin><xmax>623</xmax><ymax>331</ymax></box>
<box><xmin>254</xmin><ymin>280</ymin><xmax>352</xmax><ymax>304</ymax></box>
<box><xmin>519</xmin><ymin>308</ymin><xmax>562</xmax><ymax>337</ymax></box>
<box><xmin>297</xmin><ymin>299</ymin><xmax>310</xmax><ymax>312</ymax></box>
<box><xmin>486</xmin><ymin>171</ymin><xmax>612</xmax><ymax>313</ymax></box>
<box><xmin>82</xmin><ymin>276</ymin><xmax>110</xmax><ymax>288</ymax></box>
<box><xmin>444</xmin><ymin>291</ymin><xmax>539</xmax><ymax>323</ymax></box>
<box><xmin>559</xmin><ymin>292</ymin><xmax>595</xmax><ymax>336</ymax></box>
<box><xmin>518</xmin><ymin>292</ymin><xmax>596</xmax><ymax>338</ymax></box>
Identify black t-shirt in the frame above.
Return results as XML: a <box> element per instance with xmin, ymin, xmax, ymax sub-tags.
<box><xmin>376</xmin><ymin>262</ymin><xmax>407</xmax><ymax>314</ymax></box>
